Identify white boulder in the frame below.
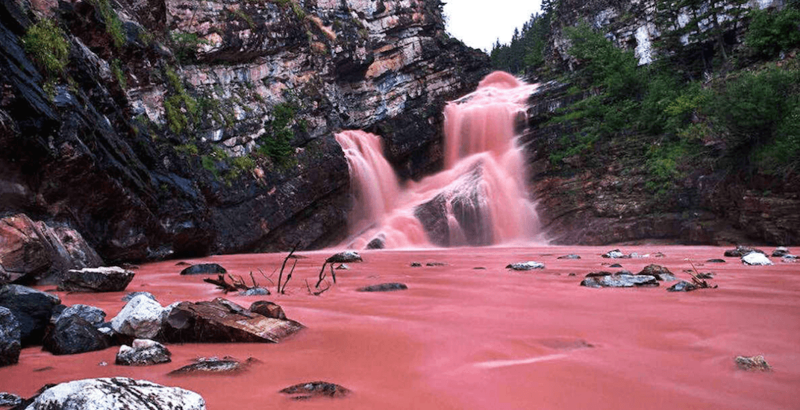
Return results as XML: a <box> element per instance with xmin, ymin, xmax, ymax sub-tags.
<box><xmin>111</xmin><ymin>295</ymin><xmax>165</xmax><ymax>339</ymax></box>
<box><xmin>742</xmin><ymin>252</ymin><xmax>773</xmax><ymax>266</ymax></box>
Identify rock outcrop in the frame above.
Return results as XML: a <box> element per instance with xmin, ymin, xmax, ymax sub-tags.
<box><xmin>0</xmin><ymin>285</ymin><xmax>61</xmax><ymax>346</ymax></box>
<box><xmin>58</xmin><ymin>267</ymin><xmax>135</xmax><ymax>292</ymax></box>
<box><xmin>0</xmin><ymin>306</ymin><xmax>21</xmax><ymax>366</ymax></box>
<box><xmin>115</xmin><ymin>339</ymin><xmax>171</xmax><ymax>366</ymax></box>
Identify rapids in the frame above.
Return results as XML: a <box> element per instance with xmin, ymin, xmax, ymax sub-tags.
<box><xmin>336</xmin><ymin>72</ymin><xmax>540</xmax><ymax>249</ymax></box>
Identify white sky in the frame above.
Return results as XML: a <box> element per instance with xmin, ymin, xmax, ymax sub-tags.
<box><xmin>444</xmin><ymin>1</ymin><xmax>543</xmax><ymax>53</ymax></box>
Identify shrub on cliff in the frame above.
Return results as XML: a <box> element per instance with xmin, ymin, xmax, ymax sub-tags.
<box><xmin>745</xmin><ymin>6</ymin><xmax>800</xmax><ymax>60</ymax></box>
<box><xmin>22</xmin><ymin>19</ymin><xmax>70</xmax><ymax>77</ymax></box>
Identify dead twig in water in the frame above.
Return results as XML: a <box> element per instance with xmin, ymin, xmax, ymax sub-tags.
<box><xmin>277</xmin><ymin>243</ymin><xmax>299</xmax><ymax>294</ymax></box>
<box><xmin>688</xmin><ymin>260</ymin><xmax>718</xmax><ymax>289</ymax></box>
<box><xmin>306</xmin><ymin>279</ymin><xmax>331</xmax><ymax>296</ymax></box>
<box><xmin>279</xmin><ymin>259</ymin><xmax>297</xmax><ymax>294</ymax></box>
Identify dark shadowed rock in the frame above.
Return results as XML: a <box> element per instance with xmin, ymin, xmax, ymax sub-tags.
<box><xmin>59</xmin><ymin>267</ymin><xmax>134</xmax><ymax>292</ymax></box>
<box><xmin>42</xmin><ymin>316</ymin><xmax>112</xmax><ymax>355</ymax></box>
<box><xmin>772</xmin><ymin>247</ymin><xmax>789</xmax><ymax>257</ymax></box>
<box><xmin>249</xmin><ymin>301</ymin><xmax>287</xmax><ymax>320</ymax></box>
<box><xmin>162</xmin><ymin>298</ymin><xmax>302</xmax><ymax>344</ymax></box>
<box><xmin>0</xmin><ymin>307</ymin><xmax>21</xmax><ymax>367</ymax></box>
<box><xmin>169</xmin><ymin>357</ymin><xmax>257</xmax><ymax>376</ymax></box>
<box><xmin>609</xmin><ymin>263</ymin><xmax>623</xmax><ymax>268</ymax></box>
<box><xmin>557</xmin><ymin>254</ymin><xmax>581</xmax><ymax>260</ymax></box>
<box><xmin>175</xmin><ymin>262</ymin><xmax>191</xmax><ymax>266</ymax></box>
<box><xmin>580</xmin><ymin>272</ymin><xmax>659</xmax><ymax>288</ymax></box>
<box><xmin>280</xmin><ymin>381</ymin><xmax>350</xmax><ymax>400</ymax></box>
<box><xmin>637</xmin><ymin>265</ymin><xmax>678</xmax><ymax>281</ymax></box>
<box><xmin>357</xmin><ymin>283</ymin><xmax>408</xmax><ymax>292</ymax></box>
<box><xmin>179</xmin><ymin>264</ymin><xmax>227</xmax><ymax>276</ymax></box>
<box><xmin>724</xmin><ymin>246</ymin><xmax>765</xmax><ymax>257</ymax></box>
<box><xmin>735</xmin><ymin>355</ymin><xmax>771</xmax><ymax>371</ymax></box>
<box><xmin>506</xmin><ymin>261</ymin><xmax>544</xmax><ymax>271</ymax></box>
<box><xmin>696</xmin><ymin>272</ymin><xmax>715</xmax><ymax>279</ymax></box>
<box><xmin>706</xmin><ymin>259</ymin><xmax>726</xmax><ymax>263</ymax></box>
<box><xmin>335</xmin><ymin>264</ymin><xmax>349</xmax><ymax>270</ymax></box>
<box><xmin>426</xmin><ymin>262</ymin><xmax>447</xmax><ymax>267</ymax></box>
<box><xmin>19</xmin><ymin>377</ymin><xmax>206</xmax><ymax>409</ymax></box>
<box><xmin>410</xmin><ymin>262</ymin><xmax>422</xmax><ymax>267</ymax></box>
<box><xmin>365</xmin><ymin>235</ymin><xmax>385</xmax><ymax>250</ymax></box>
<box><xmin>782</xmin><ymin>255</ymin><xmax>798</xmax><ymax>263</ymax></box>
<box><xmin>50</xmin><ymin>304</ymin><xmax>106</xmax><ymax>327</ymax></box>
<box><xmin>116</xmin><ymin>339</ymin><xmax>171</xmax><ymax>366</ymax></box>
<box><xmin>122</xmin><ymin>292</ymin><xmax>157</xmax><ymax>302</ymax></box>
<box><xmin>0</xmin><ymin>285</ymin><xmax>60</xmax><ymax>346</ymax></box>
<box><xmin>667</xmin><ymin>281</ymin><xmax>698</xmax><ymax>292</ymax></box>
<box><xmin>0</xmin><ymin>392</ymin><xmax>22</xmax><ymax>407</ymax></box>
<box><xmin>326</xmin><ymin>252</ymin><xmax>363</xmax><ymax>264</ymax></box>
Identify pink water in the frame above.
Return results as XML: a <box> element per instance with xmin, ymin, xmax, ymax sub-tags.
<box><xmin>337</xmin><ymin>72</ymin><xmax>540</xmax><ymax>249</ymax></box>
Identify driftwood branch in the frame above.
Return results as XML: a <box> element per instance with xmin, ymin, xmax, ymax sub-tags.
<box><xmin>279</xmin><ymin>259</ymin><xmax>297</xmax><ymax>294</ymax></box>
<box><xmin>306</xmin><ymin>279</ymin><xmax>331</xmax><ymax>296</ymax></box>
<box><xmin>688</xmin><ymin>261</ymin><xmax>717</xmax><ymax>289</ymax></box>
<box><xmin>315</xmin><ymin>262</ymin><xmax>327</xmax><ymax>288</ymax></box>
<box><xmin>276</xmin><ymin>243</ymin><xmax>299</xmax><ymax>294</ymax></box>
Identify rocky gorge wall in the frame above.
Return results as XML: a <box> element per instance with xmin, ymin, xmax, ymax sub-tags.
<box><xmin>0</xmin><ymin>0</ymin><xmax>489</xmax><ymax>276</ymax></box>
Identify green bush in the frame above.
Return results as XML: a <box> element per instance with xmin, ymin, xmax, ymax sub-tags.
<box><xmin>745</xmin><ymin>7</ymin><xmax>800</xmax><ymax>59</ymax></box>
<box><xmin>111</xmin><ymin>59</ymin><xmax>126</xmax><ymax>88</ymax></box>
<box><xmin>163</xmin><ymin>67</ymin><xmax>199</xmax><ymax>135</ymax></box>
<box><xmin>170</xmin><ymin>32</ymin><xmax>208</xmax><ymax>63</ymax></box>
<box><xmin>258</xmin><ymin>103</ymin><xmax>297</xmax><ymax>165</ymax></box>
<box><xmin>22</xmin><ymin>19</ymin><xmax>70</xmax><ymax>77</ymax></box>
<box><xmin>89</xmin><ymin>0</ymin><xmax>125</xmax><ymax>49</ymax></box>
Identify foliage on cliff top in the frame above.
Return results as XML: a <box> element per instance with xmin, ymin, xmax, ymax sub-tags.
<box><xmin>88</xmin><ymin>0</ymin><xmax>125</xmax><ymax>49</ymax></box>
<box><xmin>22</xmin><ymin>19</ymin><xmax>70</xmax><ymax>77</ymax></box>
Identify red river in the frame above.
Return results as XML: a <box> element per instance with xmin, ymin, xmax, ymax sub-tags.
<box><xmin>2</xmin><ymin>245</ymin><xmax>799</xmax><ymax>409</ymax></box>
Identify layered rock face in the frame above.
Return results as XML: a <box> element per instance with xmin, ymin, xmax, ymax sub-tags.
<box><xmin>0</xmin><ymin>0</ymin><xmax>489</xmax><ymax>262</ymax></box>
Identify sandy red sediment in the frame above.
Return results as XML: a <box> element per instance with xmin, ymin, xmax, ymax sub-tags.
<box><xmin>1</xmin><ymin>245</ymin><xmax>799</xmax><ymax>410</ymax></box>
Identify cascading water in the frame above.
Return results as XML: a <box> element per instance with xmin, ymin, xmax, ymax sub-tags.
<box><xmin>336</xmin><ymin>71</ymin><xmax>540</xmax><ymax>249</ymax></box>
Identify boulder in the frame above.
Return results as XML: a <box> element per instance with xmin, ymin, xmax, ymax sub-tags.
<box><xmin>735</xmin><ymin>355</ymin><xmax>771</xmax><ymax>371</ymax></box>
<box><xmin>557</xmin><ymin>254</ymin><xmax>581</xmax><ymax>260</ymax></box>
<box><xmin>111</xmin><ymin>295</ymin><xmax>166</xmax><ymax>339</ymax></box>
<box><xmin>168</xmin><ymin>357</ymin><xmax>257</xmax><ymax>375</ymax></box>
<box><xmin>365</xmin><ymin>235</ymin><xmax>385</xmax><ymax>250</ymax></box>
<box><xmin>0</xmin><ymin>306</ymin><xmax>21</xmax><ymax>366</ymax></box>
<box><xmin>162</xmin><ymin>298</ymin><xmax>303</xmax><ymax>344</ymax></box>
<box><xmin>115</xmin><ymin>339</ymin><xmax>171</xmax><ymax>366</ymax></box>
<box><xmin>505</xmin><ymin>261</ymin><xmax>545</xmax><ymax>271</ymax></box>
<box><xmin>59</xmin><ymin>267</ymin><xmax>134</xmax><ymax>292</ymax></box>
<box><xmin>239</xmin><ymin>288</ymin><xmax>270</xmax><ymax>296</ymax></box>
<box><xmin>0</xmin><ymin>392</ymin><xmax>22</xmax><ymax>407</ymax></box>
<box><xmin>0</xmin><ymin>285</ymin><xmax>60</xmax><ymax>346</ymax></box>
<box><xmin>772</xmin><ymin>247</ymin><xmax>790</xmax><ymax>257</ymax></box>
<box><xmin>179</xmin><ymin>264</ymin><xmax>227</xmax><ymax>276</ymax></box>
<box><xmin>667</xmin><ymin>281</ymin><xmax>698</xmax><ymax>292</ymax></box>
<box><xmin>50</xmin><ymin>304</ymin><xmax>106</xmax><ymax>327</ymax></box>
<box><xmin>0</xmin><ymin>214</ymin><xmax>102</xmax><ymax>285</ymax></box>
<box><xmin>782</xmin><ymin>255</ymin><xmax>798</xmax><ymax>263</ymax></box>
<box><xmin>580</xmin><ymin>272</ymin><xmax>659</xmax><ymax>288</ymax></box>
<box><xmin>20</xmin><ymin>377</ymin><xmax>205</xmax><ymax>409</ymax></box>
<box><xmin>42</xmin><ymin>316</ymin><xmax>112</xmax><ymax>355</ymax></box>
<box><xmin>637</xmin><ymin>265</ymin><xmax>678</xmax><ymax>281</ymax></box>
<box><xmin>357</xmin><ymin>283</ymin><xmax>408</xmax><ymax>292</ymax></box>
<box><xmin>279</xmin><ymin>381</ymin><xmax>350</xmax><ymax>400</ymax></box>
<box><xmin>724</xmin><ymin>246</ymin><xmax>765</xmax><ymax>257</ymax></box>
<box><xmin>122</xmin><ymin>292</ymin><xmax>157</xmax><ymax>302</ymax></box>
<box><xmin>742</xmin><ymin>252</ymin><xmax>773</xmax><ymax>266</ymax></box>
<box><xmin>325</xmin><ymin>252</ymin><xmax>363</xmax><ymax>264</ymax></box>
<box><xmin>601</xmin><ymin>249</ymin><xmax>627</xmax><ymax>259</ymax></box>
<box><xmin>249</xmin><ymin>301</ymin><xmax>287</xmax><ymax>320</ymax></box>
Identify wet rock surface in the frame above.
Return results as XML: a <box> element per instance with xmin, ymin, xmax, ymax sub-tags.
<box><xmin>279</xmin><ymin>381</ymin><xmax>351</xmax><ymax>400</ymax></box>
<box><xmin>602</xmin><ymin>249</ymin><xmax>627</xmax><ymax>259</ymax></box>
<box><xmin>667</xmin><ymin>281</ymin><xmax>698</xmax><ymax>292</ymax></box>
<box><xmin>557</xmin><ymin>254</ymin><xmax>581</xmax><ymax>260</ymax></box>
<box><xmin>706</xmin><ymin>259</ymin><xmax>726</xmax><ymax>263</ymax></box>
<box><xmin>326</xmin><ymin>252</ymin><xmax>363</xmax><ymax>264</ymax></box>
<box><xmin>637</xmin><ymin>265</ymin><xmax>678</xmax><ymax>281</ymax></box>
<box><xmin>59</xmin><ymin>267</ymin><xmax>134</xmax><ymax>293</ymax></box>
<box><xmin>238</xmin><ymin>288</ymin><xmax>270</xmax><ymax>297</ymax></box>
<box><xmin>0</xmin><ymin>392</ymin><xmax>21</xmax><ymax>407</ymax></box>
<box><xmin>115</xmin><ymin>339</ymin><xmax>171</xmax><ymax>366</ymax></box>
<box><xmin>169</xmin><ymin>357</ymin><xmax>257</xmax><ymax>376</ymax></box>
<box><xmin>357</xmin><ymin>283</ymin><xmax>408</xmax><ymax>292</ymax></box>
<box><xmin>162</xmin><ymin>298</ymin><xmax>303</xmax><ymax>344</ymax></box>
<box><xmin>580</xmin><ymin>272</ymin><xmax>659</xmax><ymax>288</ymax></box>
<box><xmin>50</xmin><ymin>305</ymin><xmax>106</xmax><ymax>327</ymax></box>
<box><xmin>42</xmin><ymin>316</ymin><xmax>112</xmax><ymax>356</ymax></box>
<box><xmin>248</xmin><ymin>301</ymin><xmax>287</xmax><ymax>320</ymax></box>
<box><xmin>735</xmin><ymin>355</ymin><xmax>771</xmax><ymax>371</ymax></box>
<box><xmin>0</xmin><ymin>285</ymin><xmax>60</xmax><ymax>346</ymax></box>
<box><xmin>725</xmin><ymin>246</ymin><xmax>765</xmax><ymax>257</ymax></box>
<box><xmin>772</xmin><ymin>247</ymin><xmax>790</xmax><ymax>257</ymax></box>
<box><xmin>506</xmin><ymin>262</ymin><xmax>545</xmax><ymax>271</ymax></box>
<box><xmin>179</xmin><ymin>264</ymin><xmax>227</xmax><ymax>276</ymax></box>
<box><xmin>19</xmin><ymin>377</ymin><xmax>206</xmax><ymax>410</ymax></box>
<box><xmin>0</xmin><ymin>307</ymin><xmax>21</xmax><ymax>367</ymax></box>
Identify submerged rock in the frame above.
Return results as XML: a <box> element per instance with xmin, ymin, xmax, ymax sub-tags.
<box><xmin>0</xmin><ymin>307</ymin><xmax>21</xmax><ymax>366</ymax></box>
<box><xmin>59</xmin><ymin>267</ymin><xmax>134</xmax><ymax>293</ymax></box>
<box><xmin>696</xmin><ymin>272</ymin><xmax>715</xmax><ymax>279</ymax></box>
<box><xmin>249</xmin><ymin>301</ymin><xmax>287</xmax><ymax>320</ymax></box>
<box><xmin>706</xmin><ymin>259</ymin><xmax>726</xmax><ymax>263</ymax></box>
<box><xmin>771</xmin><ymin>247</ymin><xmax>790</xmax><ymax>257</ymax></box>
<box><xmin>279</xmin><ymin>381</ymin><xmax>350</xmax><ymax>400</ymax></box>
<box><xmin>602</xmin><ymin>249</ymin><xmax>627</xmax><ymax>259</ymax></box>
<box><xmin>111</xmin><ymin>294</ymin><xmax>167</xmax><ymax>340</ymax></box>
<box><xmin>724</xmin><ymin>246</ymin><xmax>764</xmax><ymax>257</ymax></box>
<box><xmin>506</xmin><ymin>261</ymin><xmax>545</xmax><ymax>271</ymax></box>
<box><xmin>326</xmin><ymin>252</ymin><xmax>363</xmax><ymax>264</ymax></box>
<box><xmin>410</xmin><ymin>262</ymin><xmax>422</xmax><ymax>267</ymax></box>
<box><xmin>580</xmin><ymin>272</ymin><xmax>659</xmax><ymax>288</ymax></box>
<box><xmin>162</xmin><ymin>298</ymin><xmax>303</xmax><ymax>344</ymax></box>
<box><xmin>336</xmin><ymin>264</ymin><xmax>350</xmax><ymax>270</ymax></box>
<box><xmin>426</xmin><ymin>262</ymin><xmax>447</xmax><ymax>267</ymax></box>
<box><xmin>122</xmin><ymin>292</ymin><xmax>157</xmax><ymax>302</ymax></box>
<box><xmin>637</xmin><ymin>265</ymin><xmax>678</xmax><ymax>281</ymax></box>
<box><xmin>735</xmin><ymin>355</ymin><xmax>771</xmax><ymax>371</ymax></box>
<box><xmin>0</xmin><ymin>285</ymin><xmax>61</xmax><ymax>346</ymax></box>
<box><xmin>0</xmin><ymin>392</ymin><xmax>22</xmax><ymax>407</ymax></box>
<box><xmin>116</xmin><ymin>339</ymin><xmax>171</xmax><ymax>366</ymax></box>
<box><xmin>179</xmin><ymin>264</ymin><xmax>227</xmax><ymax>276</ymax></box>
<box><xmin>742</xmin><ymin>252</ymin><xmax>773</xmax><ymax>266</ymax></box>
<box><xmin>557</xmin><ymin>254</ymin><xmax>581</xmax><ymax>260</ymax></box>
<box><xmin>609</xmin><ymin>263</ymin><xmax>623</xmax><ymax>268</ymax></box>
<box><xmin>42</xmin><ymin>316</ymin><xmax>112</xmax><ymax>355</ymax></box>
<box><xmin>667</xmin><ymin>281</ymin><xmax>698</xmax><ymax>292</ymax></box>
<box><xmin>357</xmin><ymin>283</ymin><xmax>408</xmax><ymax>292</ymax></box>
<box><xmin>782</xmin><ymin>255</ymin><xmax>798</xmax><ymax>263</ymax></box>
<box><xmin>21</xmin><ymin>377</ymin><xmax>205</xmax><ymax>409</ymax></box>
<box><xmin>169</xmin><ymin>357</ymin><xmax>257</xmax><ymax>375</ymax></box>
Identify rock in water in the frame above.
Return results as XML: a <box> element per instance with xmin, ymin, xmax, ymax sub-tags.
<box><xmin>410</xmin><ymin>262</ymin><xmax>422</xmax><ymax>267</ymax></box>
<box><xmin>609</xmin><ymin>263</ymin><xmax>623</xmax><ymax>268</ymax></box>
<box><xmin>42</xmin><ymin>316</ymin><xmax>111</xmax><ymax>355</ymax></box>
<box><xmin>735</xmin><ymin>355</ymin><xmax>771</xmax><ymax>371</ymax></box>
<box><xmin>667</xmin><ymin>281</ymin><xmax>698</xmax><ymax>292</ymax></box>
<box><xmin>366</xmin><ymin>235</ymin><xmax>385</xmax><ymax>250</ymax></box>
<box><xmin>59</xmin><ymin>267</ymin><xmax>135</xmax><ymax>292</ymax></box>
<box><xmin>179</xmin><ymin>264</ymin><xmax>228</xmax><ymax>275</ymax></box>
<box><xmin>21</xmin><ymin>377</ymin><xmax>205</xmax><ymax>409</ymax></box>
<box><xmin>0</xmin><ymin>392</ymin><xmax>22</xmax><ymax>407</ymax></box>
<box><xmin>557</xmin><ymin>254</ymin><xmax>581</xmax><ymax>260</ymax></box>
<box><xmin>637</xmin><ymin>265</ymin><xmax>678</xmax><ymax>281</ymax></box>
<box><xmin>336</xmin><ymin>264</ymin><xmax>350</xmax><ymax>270</ymax></box>
<box><xmin>782</xmin><ymin>255</ymin><xmax>798</xmax><ymax>263</ymax></box>
<box><xmin>169</xmin><ymin>357</ymin><xmax>257</xmax><ymax>375</ymax></box>
<box><xmin>280</xmin><ymin>381</ymin><xmax>350</xmax><ymax>400</ymax></box>
<box><xmin>506</xmin><ymin>262</ymin><xmax>545</xmax><ymax>271</ymax></box>
<box><xmin>580</xmin><ymin>272</ymin><xmax>659</xmax><ymax>288</ymax></box>
<box><xmin>772</xmin><ymin>247</ymin><xmax>790</xmax><ymax>257</ymax></box>
<box><xmin>602</xmin><ymin>249</ymin><xmax>627</xmax><ymax>259</ymax></box>
<box><xmin>724</xmin><ymin>246</ymin><xmax>764</xmax><ymax>257</ymax></box>
<box><xmin>0</xmin><ymin>285</ymin><xmax>61</xmax><ymax>346</ymax></box>
<box><xmin>742</xmin><ymin>252</ymin><xmax>773</xmax><ymax>266</ymax></box>
<box><xmin>50</xmin><ymin>304</ymin><xmax>106</xmax><ymax>326</ymax></box>
<box><xmin>162</xmin><ymin>298</ymin><xmax>303</xmax><ymax>344</ymax></box>
<box><xmin>249</xmin><ymin>301</ymin><xmax>287</xmax><ymax>320</ymax></box>
<box><xmin>122</xmin><ymin>292</ymin><xmax>157</xmax><ymax>302</ymax></box>
<box><xmin>238</xmin><ymin>288</ymin><xmax>270</xmax><ymax>296</ymax></box>
<box><xmin>110</xmin><ymin>294</ymin><xmax>166</xmax><ymax>339</ymax></box>
<box><xmin>116</xmin><ymin>339</ymin><xmax>171</xmax><ymax>366</ymax></box>
<box><xmin>326</xmin><ymin>252</ymin><xmax>363</xmax><ymax>263</ymax></box>
<box><xmin>0</xmin><ymin>307</ymin><xmax>21</xmax><ymax>366</ymax></box>
<box><xmin>356</xmin><ymin>283</ymin><xmax>408</xmax><ymax>292</ymax></box>
<box><xmin>706</xmin><ymin>259</ymin><xmax>726</xmax><ymax>263</ymax></box>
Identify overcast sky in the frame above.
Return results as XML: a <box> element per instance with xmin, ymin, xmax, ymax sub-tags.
<box><xmin>443</xmin><ymin>1</ymin><xmax>543</xmax><ymax>53</ymax></box>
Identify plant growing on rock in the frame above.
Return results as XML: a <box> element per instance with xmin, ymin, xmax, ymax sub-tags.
<box><xmin>88</xmin><ymin>0</ymin><xmax>126</xmax><ymax>49</ymax></box>
<box><xmin>22</xmin><ymin>19</ymin><xmax>70</xmax><ymax>78</ymax></box>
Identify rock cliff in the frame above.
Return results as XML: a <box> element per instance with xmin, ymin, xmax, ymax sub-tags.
<box><xmin>0</xmin><ymin>0</ymin><xmax>489</xmax><ymax>269</ymax></box>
